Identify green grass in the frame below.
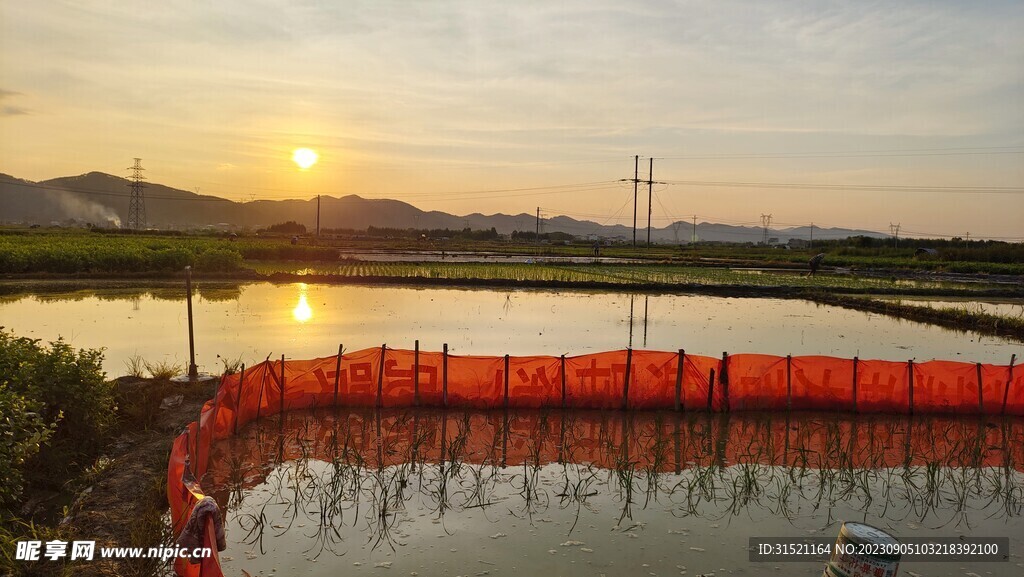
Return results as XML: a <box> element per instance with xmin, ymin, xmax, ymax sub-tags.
<box><xmin>0</xmin><ymin>230</ymin><xmax>336</xmax><ymax>274</ymax></box>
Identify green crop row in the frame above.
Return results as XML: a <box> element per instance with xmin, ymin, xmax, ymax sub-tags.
<box><xmin>0</xmin><ymin>232</ymin><xmax>338</xmax><ymax>273</ymax></box>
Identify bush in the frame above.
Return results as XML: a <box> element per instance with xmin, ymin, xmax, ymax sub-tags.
<box><xmin>0</xmin><ymin>385</ymin><xmax>54</xmax><ymax>507</ymax></box>
<box><xmin>195</xmin><ymin>247</ymin><xmax>243</xmax><ymax>271</ymax></box>
<box><xmin>0</xmin><ymin>329</ymin><xmax>116</xmax><ymax>479</ymax></box>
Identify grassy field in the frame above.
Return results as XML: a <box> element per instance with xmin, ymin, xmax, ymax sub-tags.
<box><xmin>2</xmin><ymin>228</ymin><xmax>1022</xmax><ymax>277</ymax></box>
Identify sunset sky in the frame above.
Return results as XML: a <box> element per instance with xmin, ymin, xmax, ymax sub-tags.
<box><xmin>2</xmin><ymin>1</ymin><xmax>1022</xmax><ymax>238</ymax></box>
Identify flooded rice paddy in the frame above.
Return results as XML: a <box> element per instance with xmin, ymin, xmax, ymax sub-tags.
<box><xmin>0</xmin><ymin>282</ymin><xmax>1020</xmax><ymax>376</ymax></box>
<box><xmin>204</xmin><ymin>409</ymin><xmax>1024</xmax><ymax>576</ymax></box>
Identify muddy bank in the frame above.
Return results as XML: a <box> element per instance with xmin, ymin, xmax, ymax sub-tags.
<box><xmin>808</xmin><ymin>293</ymin><xmax>1024</xmax><ymax>343</ymax></box>
<box><xmin>56</xmin><ymin>378</ymin><xmax>216</xmax><ymax>577</ymax></box>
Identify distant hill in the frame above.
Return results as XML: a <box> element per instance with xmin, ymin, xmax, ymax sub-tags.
<box><xmin>0</xmin><ymin>171</ymin><xmax>887</xmax><ymax>243</ymax></box>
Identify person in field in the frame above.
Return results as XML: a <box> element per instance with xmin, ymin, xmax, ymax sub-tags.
<box><xmin>808</xmin><ymin>253</ymin><xmax>825</xmax><ymax>275</ymax></box>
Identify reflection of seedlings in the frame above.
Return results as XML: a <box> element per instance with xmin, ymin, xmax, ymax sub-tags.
<box><xmin>237</xmin><ymin>503</ymin><xmax>269</xmax><ymax>555</ymax></box>
<box><xmin>212</xmin><ymin>409</ymin><xmax>1024</xmax><ymax>568</ymax></box>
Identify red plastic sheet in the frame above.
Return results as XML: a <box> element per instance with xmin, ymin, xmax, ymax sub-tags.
<box><xmin>167</xmin><ymin>346</ymin><xmax>1022</xmax><ymax>576</ymax></box>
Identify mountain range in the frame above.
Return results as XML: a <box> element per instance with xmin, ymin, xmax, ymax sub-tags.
<box><xmin>0</xmin><ymin>171</ymin><xmax>887</xmax><ymax>244</ymax></box>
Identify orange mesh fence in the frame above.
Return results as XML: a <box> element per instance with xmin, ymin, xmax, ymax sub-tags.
<box><xmin>168</xmin><ymin>346</ymin><xmax>1021</xmax><ymax>576</ymax></box>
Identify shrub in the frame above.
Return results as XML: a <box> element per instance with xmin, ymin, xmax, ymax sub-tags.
<box><xmin>0</xmin><ymin>329</ymin><xmax>116</xmax><ymax>478</ymax></box>
<box><xmin>0</xmin><ymin>385</ymin><xmax>54</xmax><ymax>507</ymax></box>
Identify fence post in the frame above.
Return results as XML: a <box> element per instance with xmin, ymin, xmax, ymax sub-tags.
<box><xmin>786</xmin><ymin>354</ymin><xmax>792</xmax><ymax>411</ymax></box>
<box><xmin>333</xmin><ymin>344</ymin><xmax>343</xmax><ymax>407</ymax></box>
<box><xmin>907</xmin><ymin>359</ymin><xmax>914</xmax><ymax>416</ymax></box>
<box><xmin>232</xmin><ymin>363</ymin><xmax>245</xmax><ymax>435</ymax></box>
<box><xmin>707</xmin><ymin>368</ymin><xmax>716</xmax><ymax>412</ymax></box>
<box><xmin>442</xmin><ymin>343</ymin><xmax>448</xmax><ymax>408</ymax></box>
<box><xmin>852</xmin><ymin>356</ymin><xmax>859</xmax><ymax>413</ymax></box>
<box><xmin>622</xmin><ymin>348</ymin><xmax>633</xmax><ymax>410</ymax></box>
<box><xmin>503</xmin><ymin>354</ymin><xmax>510</xmax><ymax>410</ymax></box>
<box><xmin>976</xmin><ymin>362</ymin><xmax>984</xmax><ymax>413</ymax></box>
<box><xmin>1003</xmin><ymin>354</ymin><xmax>1016</xmax><ymax>415</ymax></box>
<box><xmin>720</xmin><ymin>352</ymin><xmax>729</xmax><ymax>412</ymax></box>
<box><xmin>280</xmin><ymin>354</ymin><xmax>286</xmax><ymax>415</ymax></box>
<box><xmin>414</xmin><ymin>340</ymin><xmax>420</xmax><ymax>407</ymax></box>
<box><xmin>377</xmin><ymin>344</ymin><xmax>387</xmax><ymax>409</ymax></box>
<box><xmin>560</xmin><ymin>354</ymin><xmax>567</xmax><ymax>409</ymax></box>
<box><xmin>674</xmin><ymin>349</ymin><xmax>684</xmax><ymax>412</ymax></box>
<box><xmin>255</xmin><ymin>355</ymin><xmax>272</xmax><ymax>422</ymax></box>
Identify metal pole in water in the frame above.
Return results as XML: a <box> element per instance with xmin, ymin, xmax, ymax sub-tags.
<box><xmin>185</xmin><ymin>266</ymin><xmax>199</xmax><ymax>382</ymax></box>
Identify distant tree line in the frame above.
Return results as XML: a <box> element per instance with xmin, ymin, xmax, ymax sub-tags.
<box><xmin>810</xmin><ymin>236</ymin><xmax>1024</xmax><ymax>264</ymax></box>
<box><xmin>322</xmin><ymin>226</ymin><xmax>502</xmax><ymax>241</ymax></box>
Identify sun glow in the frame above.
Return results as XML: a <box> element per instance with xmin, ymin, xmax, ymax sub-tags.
<box><xmin>292</xmin><ymin>148</ymin><xmax>318</xmax><ymax>170</ymax></box>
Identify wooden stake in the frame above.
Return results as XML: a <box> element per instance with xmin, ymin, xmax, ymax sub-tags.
<box><xmin>442</xmin><ymin>343</ymin><xmax>448</xmax><ymax>408</ymax></box>
<box><xmin>413</xmin><ymin>340</ymin><xmax>420</xmax><ymax>407</ymax></box>
<box><xmin>280</xmin><ymin>354</ymin><xmax>286</xmax><ymax>415</ymax></box>
<box><xmin>786</xmin><ymin>354</ymin><xmax>792</xmax><ymax>411</ymax></box>
<box><xmin>720</xmin><ymin>352</ymin><xmax>729</xmax><ymax>412</ymax></box>
<box><xmin>333</xmin><ymin>344</ymin><xmax>343</xmax><ymax>407</ymax></box>
<box><xmin>377</xmin><ymin>344</ymin><xmax>387</xmax><ymax>408</ymax></box>
<box><xmin>232</xmin><ymin>363</ymin><xmax>245</xmax><ymax>435</ymax></box>
<box><xmin>674</xmin><ymin>349</ymin><xmax>684</xmax><ymax>412</ymax></box>
<box><xmin>852</xmin><ymin>356</ymin><xmax>859</xmax><ymax>413</ymax></box>
<box><xmin>976</xmin><ymin>362</ymin><xmax>984</xmax><ymax>413</ymax></box>
<box><xmin>503</xmin><ymin>354</ymin><xmax>510</xmax><ymax>410</ymax></box>
<box><xmin>907</xmin><ymin>359</ymin><xmax>915</xmax><ymax>416</ymax></box>
<box><xmin>255</xmin><ymin>356</ymin><xmax>270</xmax><ymax>421</ymax></box>
<box><xmin>1003</xmin><ymin>354</ymin><xmax>1016</xmax><ymax>415</ymax></box>
<box><xmin>560</xmin><ymin>354</ymin><xmax>567</xmax><ymax>409</ymax></box>
<box><xmin>622</xmin><ymin>348</ymin><xmax>632</xmax><ymax>410</ymax></box>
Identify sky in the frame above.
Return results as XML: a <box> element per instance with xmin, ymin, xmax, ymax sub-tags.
<box><xmin>1</xmin><ymin>0</ymin><xmax>1023</xmax><ymax>238</ymax></box>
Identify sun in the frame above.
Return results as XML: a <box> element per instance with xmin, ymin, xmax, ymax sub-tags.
<box><xmin>292</xmin><ymin>148</ymin><xmax>318</xmax><ymax>170</ymax></box>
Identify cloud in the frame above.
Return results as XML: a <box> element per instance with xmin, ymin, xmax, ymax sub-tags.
<box><xmin>216</xmin><ymin>163</ymin><xmax>237</xmax><ymax>171</ymax></box>
<box><xmin>2</xmin><ymin>105</ymin><xmax>30</xmax><ymax>116</ymax></box>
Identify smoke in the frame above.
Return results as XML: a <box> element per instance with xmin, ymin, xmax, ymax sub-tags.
<box><xmin>49</xmin><ymin>189</ymin><xmax>122</xmax><ymax>228</ymax></box>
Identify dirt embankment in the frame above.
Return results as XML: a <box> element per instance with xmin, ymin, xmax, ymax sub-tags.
<box><xmin>57</xmin><ymin>378</ymin><xmax>215</xmax><ymax>577</ymax></box>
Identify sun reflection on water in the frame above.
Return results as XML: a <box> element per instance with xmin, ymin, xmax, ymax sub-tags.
<box><xmin>292</xmin><ymin>284</ymin><xmax>313</xmax><ymax>323</ymax></box>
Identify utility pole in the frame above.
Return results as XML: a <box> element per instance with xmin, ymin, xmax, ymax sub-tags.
<box><xmin>646</xmin><ymin>157</ymin><xmax>654</xmax><ymax>247</ymax></box>
<box><xmin>316</xmin><ymin>195</ymin><xmax>321</xmax><ymax>237</ymax></box>
<box><xmin>692</xmin><ymin>215</ymin><xmax>697</xmax><ymax>244</ymax></box>
<box><xmin>127</xmin><ymin>158</ymin><xmax>146</xmax><ymax>230</ymax></box>
<box><xmin>810</xmin><ymin>222</ymin><xmax>814</xmax><ymax>249</ymax></box>
<box><xmin>761</xmin><ymin>214</ymin><xmax>773</xmax><ymax>245</ymax></box>
<box><xmin>632</xmin><ymin>155</ymin><xmax>639</xmax><ymax>246</ymax></box>
<box><xmin>536</xmin><ymin>206</ymin><xmax>541</xmax><ymax>245</ymax></box>
<box><xmin>890</xmin><ymin>223</ymin><xmax>901</xmax><ymax>248</ymax></box>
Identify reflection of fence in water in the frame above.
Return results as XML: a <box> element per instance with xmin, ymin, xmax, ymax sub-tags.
<box><xmin>203</xmin><ymin>409</ymin><xmax>1024</xmax><ymax>557</ymax></box>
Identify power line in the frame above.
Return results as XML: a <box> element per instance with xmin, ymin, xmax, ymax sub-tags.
<box><xmin>655</xmin><ymin>145</ymin><xmax>1024</xmax><ymax>161</ymax></box>
<box><xmin>663</xmin><ymin>179</ymin><xmax>1024</xmax><ymax>194</ymax></box>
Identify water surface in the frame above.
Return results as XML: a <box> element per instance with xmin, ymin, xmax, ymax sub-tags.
<box><xmin>0</xmin><ymin>282</ymin><xmax>1019</xmax><ymax>376</ymax></box>
<box><xmin>203</xmin><ymin>409</ymin><xmax>1024</xmax><ymax>577</ymax></box>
